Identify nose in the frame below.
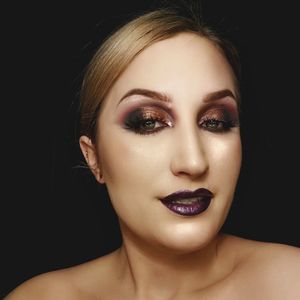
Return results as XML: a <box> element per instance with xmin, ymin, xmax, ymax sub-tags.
<box><xmin>170</xmin><ymin>126</ymin><xmax>209</xmax><ymax>179</ymax></box>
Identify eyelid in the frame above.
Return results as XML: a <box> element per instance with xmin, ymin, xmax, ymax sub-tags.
<box><xmin>198</xmin><ymin>102</ymin><xmax>239</xmax><ymax>119</ymax></box>
<box><xmin>118</xmin><ymin>101</ymin><xmax>175</xmax><ymax>123</ymax></box>
<box><xmin>122</xmin><ymin>105</ymin><xmax>174</xmax><ymax>135</ymax></box>
<box><xmin>118</xmin><ymin>98</ymin><xmax>239</xmax><ymax>126</ymax></box>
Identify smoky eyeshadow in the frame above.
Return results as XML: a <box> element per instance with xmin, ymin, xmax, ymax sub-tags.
<box><xmin>122</xmin><ymin>106</ymin><xmax>173</xmax><ymax>133</ymax></box>
<box><xmin>199</xmin><ymin>104</ymin><xmax>239</xmax><ymax>126</ymax></box>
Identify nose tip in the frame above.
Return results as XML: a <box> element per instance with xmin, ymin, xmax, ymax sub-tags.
<box><xmin>170</xmin><ymin>129</ymin><xmax>209</xmax><ymax>179</ymax></box>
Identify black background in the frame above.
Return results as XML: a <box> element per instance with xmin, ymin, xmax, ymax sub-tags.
<box><xmin>2</xmin><ymin>1</ymin><xmax>300</xmax><ymax>297</ymax></box>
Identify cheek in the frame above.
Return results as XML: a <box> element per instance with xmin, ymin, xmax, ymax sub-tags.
<box><xmin>207</xmin><ymin>135</ymin><xmax>242</xmax><ymax>187</ymax></box>
<box><xmin>98</xmin><ymin>131</ymin><xmax>168</xmax><ymax>189</ymax></box>
<box><xmin>205</xmin><ymin>135</ymin><xmax>242</xmax><ymax>227</ymax></box>
<box><xmin>97</xmin><ymin>131</ymin><xmax>171</xmax><ymax>232</ymax></box>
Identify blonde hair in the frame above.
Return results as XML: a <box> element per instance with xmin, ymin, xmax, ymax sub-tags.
<box><xmin>79</xmin><ymin>8</ymin><xmax>241</xmax><ymax>141</ymax></box>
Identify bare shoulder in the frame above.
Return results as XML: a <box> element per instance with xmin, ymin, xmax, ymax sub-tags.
<box><xmin>243</xmin><ymin>237</ymin><xmax>300</xmax><ymax>277</ymax></box>
<box><xmin>4</xmin><ymin>250</ymin><xmax>120</xmax><ymax>300</ymax></box>
<box><xmin>3</xmin><ymin>270</ymin><xmax>82</xmax><ymax>300</ymax></box>
<box><xmin>224</xmin><ymin>234</ymin><xmax>300</xmax><ymax>299</ymax></box>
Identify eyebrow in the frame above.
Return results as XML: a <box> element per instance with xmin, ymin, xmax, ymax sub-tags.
<box><xmin>118</xmin><ymin>88</ymin><xmax>237</xmax><ymax>105</ymax></box>
<box><xmin>203</xmin><ymin>89</ymin><xmax>237</xmax><ymax>103</ymax></box>
<box><xmin>118</xmin><ymin>88</ymin><xmax>171</xmax><ymax>105</ymax></box>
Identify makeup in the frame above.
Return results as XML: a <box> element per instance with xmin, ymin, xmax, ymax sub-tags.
<box><xmin>198</xmin><ymin>103</ymin><xmax>239</xmax><ymax>133</ymax></box>
<box><xmin>122</xmin><ymin>105</ymin><xmax>173</xmax><ymax>135</ymax></box>
<box><xmin>160</xmin><ymin>188</ymin><xmax>213</xmax><ymax>216</ymax></box>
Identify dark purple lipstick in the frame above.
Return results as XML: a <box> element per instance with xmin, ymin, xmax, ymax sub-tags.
<box><xmin>160</xmin><ymin>188</ymin><xmax>213</xmax><ymax>216</ymax></box>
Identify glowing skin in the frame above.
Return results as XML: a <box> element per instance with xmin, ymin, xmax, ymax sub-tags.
<box><xmin>81</xmin><ymin>33</ymin><xmax>242</xmax><ymax>256</ymax></box>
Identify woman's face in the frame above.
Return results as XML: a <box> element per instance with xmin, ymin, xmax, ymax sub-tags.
<box><xmin>84</xmin><ymin>33</ymin><xmax>242</xmax><ymax>253</ymax></box>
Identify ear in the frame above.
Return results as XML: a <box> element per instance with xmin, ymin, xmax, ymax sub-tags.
<box><xmin>79</xmin><ymin>135</ymin><xmax>105</xmax><ymax>184</ymax></box>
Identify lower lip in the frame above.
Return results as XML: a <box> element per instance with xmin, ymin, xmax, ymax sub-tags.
<box><xmin>161</xmin><ymin>198</ymin><xmax>211</xmax><ymax>216</ymax></box>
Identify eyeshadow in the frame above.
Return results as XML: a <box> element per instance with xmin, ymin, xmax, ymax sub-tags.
<box><xmin>122</xmin><ymin>105</ymin><xmax>173</xmax><ymax>134</ymax></box>
<box><xmin>199</xmin><ymin>102</ymin><xmax>239</xmax><ymax>123</ymax></box>
<box><xmin>118</xmin><ymin>102</ymin><xmax>174</xmax><ymax>124</ymax></box>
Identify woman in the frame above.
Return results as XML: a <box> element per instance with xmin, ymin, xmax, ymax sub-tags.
<box><xmin>5</xmin><ymin>7</ymin><xmax>300</xmax><ymax>300</ymax></box>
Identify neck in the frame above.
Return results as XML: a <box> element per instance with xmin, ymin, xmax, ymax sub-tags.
<box><xmin>115</xmin><ymin>223</ymin><xmax>228</xmax><ymax>299</ymax></box>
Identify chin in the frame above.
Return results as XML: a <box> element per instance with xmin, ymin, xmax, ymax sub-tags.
<box><xmin>153</xmin><ymin>220</ymin><xmax>220</xmax><ymax>254</ymax></box>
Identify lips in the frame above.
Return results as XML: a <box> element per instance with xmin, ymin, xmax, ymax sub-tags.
<box><xmin>160</xmin><ymin>188</ymin><xmax>213</xmax><ymax>216</ymax></box>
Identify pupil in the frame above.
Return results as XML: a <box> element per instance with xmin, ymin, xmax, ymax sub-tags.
<box><xmin>143</xmin><ymin>120</ymin><xmax>155</xmax><ymax>129</ymax></box>
<box><xmin>208</xmin><ymin>120</ymin><xmax>218</xmax><ymax>127</ymax></box>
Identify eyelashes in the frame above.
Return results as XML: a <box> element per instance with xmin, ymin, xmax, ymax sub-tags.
<box><xmin>122</xmin><ymin>105</ymin><xmax>239</xmax><ymax>135</ymax></box>
<box><xmin>198</xmin><ymin>108</ymin><xmax>239</xmax><ymax>133</ymax></box>
<box><xmin>123</xmin><ymin>107</ymin><xmax>172</xmax><ymax>135</ymax></box>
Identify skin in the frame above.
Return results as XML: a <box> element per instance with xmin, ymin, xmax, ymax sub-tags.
<box><xmin>5</xmin><ymin>33</ymin><xmax>300</xmax><ymax>300</ymax></box>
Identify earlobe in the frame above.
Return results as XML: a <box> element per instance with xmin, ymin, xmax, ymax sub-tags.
<box><xmin>79</xmin><ymin>135</ymin><xmax>105</xmax><ymax>184</ymax></box>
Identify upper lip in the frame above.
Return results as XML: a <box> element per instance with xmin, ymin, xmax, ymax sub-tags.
<box><xmin>160</xmin><ymin>188</ymin><xmax>213</xmax><ymax>203</ymax></box>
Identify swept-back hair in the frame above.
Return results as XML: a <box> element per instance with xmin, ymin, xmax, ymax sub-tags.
<box><xmin>79</xmin><ymin>8</ymin><xmax>241</xmax><ymax>141</ymax></box>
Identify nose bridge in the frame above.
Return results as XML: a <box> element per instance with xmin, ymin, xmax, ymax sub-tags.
<box><xmin>170</xmin><ymin>121</ymin><xmax>208</xmax><ymax>177</ymax></box>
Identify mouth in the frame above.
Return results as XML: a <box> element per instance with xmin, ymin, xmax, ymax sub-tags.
<box><xmin>159</xmin><ymin>188</ymin><xmax>213</xmax><ymax>216</ymax></box>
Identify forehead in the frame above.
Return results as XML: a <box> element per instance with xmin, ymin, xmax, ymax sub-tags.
<box><xmin>106</xmin><ymin>32</ymin><xmax>237</xmax><ymax>103</ymax></box>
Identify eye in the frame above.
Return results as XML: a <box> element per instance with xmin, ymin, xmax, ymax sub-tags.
<box><xmin>123</xmin><ymin>107</ymin><xmax>172</xmax><ymax>135</ymax></box>
<box><xmin>200</xmin><ymin>118</ymin><xmax>232</xmax><ymax>132</ymax></box>
<box><xmin>199</xmin><ymin>108</ymin><xmax>239</xmax><ymax>133</ymax></box>
<box><xmin>138</xmin><ymin>118</ymin><xmax>165</xmax><ymax>132</ymax></box>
